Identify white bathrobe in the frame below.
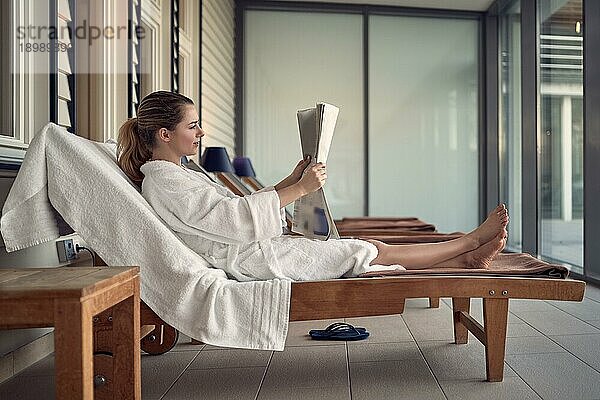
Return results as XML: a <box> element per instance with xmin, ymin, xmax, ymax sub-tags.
<box><xmin>140</xmin><ymin>160</ymin><xmax>388</xmax><ymax>281</ymax></box>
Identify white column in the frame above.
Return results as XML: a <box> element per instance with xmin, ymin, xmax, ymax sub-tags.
<box><xmin>561</xmin><ymin>95</ymin><xmax>572</xmax><ymax>221</ymax></box>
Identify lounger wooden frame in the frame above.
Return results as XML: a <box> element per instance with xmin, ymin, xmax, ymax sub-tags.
<box><xmin>289</xmin><ymin>275</ymin><xmax>584</xmax><ymax>382</ymax></box>
<box><xmin>91</xmin><ymin>268</ymin><xmax>583</xmax><ymax>397</ymax></box>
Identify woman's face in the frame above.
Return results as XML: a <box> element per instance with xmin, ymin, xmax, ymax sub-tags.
<box><xmin>170</xmin><ymin>105</ymin><xmax>205</xmax><ymax>157</ymax></box>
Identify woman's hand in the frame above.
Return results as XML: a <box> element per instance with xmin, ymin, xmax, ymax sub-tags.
<box><xmin>274</xmin><ymin>156</ymin><xmax>311</xmax><ymax>191</ymax></box>
<box><xmin>297</xmin><ymin>163</ymin><xmax>327</xmax><ymax>194</ymax></box>
<box><xmin>289</xmin><ymin>156</ymin><xmax>311</xmax><ymax>183</ymax></box>
<box><xmin>275</xmin><ymin>161</ymin><xmax>326</xmax><ymax>207</ymax></box>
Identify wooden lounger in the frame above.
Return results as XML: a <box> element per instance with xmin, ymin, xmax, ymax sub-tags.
<box><xmin>336</xmin><ymin>219</ymin><xmax>437</xmax><ymax>232</ymax></box>
<box><xmin>289</xmin><ymin>274</ymin><xmax>584</xmax><ymax>382</ymax></box>
<box><xmin>216</xmin><ymin>170</ymin><xmax>437</xmax><ymax>233</ymax></box>
<box><xmin>354</xmin><ymin>232</ymin><xmax>465</xmax><ymax>244</ymax></box>
<box><xmin>240</xmin><ymin>176</ymin><xmax>437</xmax><ymax>228</ymax></box>
<box><xmin>337</xmin><ymin>216</ymin><xmax>420</xmax><ymax>222</ymax></box>
<box><xmin>90</xmin><ymin>260</ymin><xmax>584</xmax><ymax>399</ymax></box>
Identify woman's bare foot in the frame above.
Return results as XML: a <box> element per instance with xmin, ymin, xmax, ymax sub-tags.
<box><xmin>462</xmin><ymin>229</ymin><xmax>507</xmax><ymax>269</ymax></box>
<box><xmin>464</xmin><ymin>204</ymin><xmax>509</xmax><ymax>248</ymax></box>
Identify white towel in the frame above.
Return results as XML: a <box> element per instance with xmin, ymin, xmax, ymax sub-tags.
<box><xmin>0</xmin><ymin>123</ymin><xmax>291</xmax><ymax>351</ymax></box>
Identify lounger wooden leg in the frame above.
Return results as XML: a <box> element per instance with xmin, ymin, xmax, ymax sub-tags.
<box><xmin>428</xmin><ymin>297</ymin><xmax>440</xmax><ymax>308</ymax></box>
<box><xmin>452</xmin><ymin>297</ymin><xmax>471</xmax><ymax>344</ymax></box>
<box><xmin>483</xmin><ymin>298</ymin><xmax>509</xmax><ymax>382</ymax></box>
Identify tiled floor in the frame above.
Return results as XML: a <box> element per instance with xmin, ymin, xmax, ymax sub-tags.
<box><xmin>2</xmin><ymin>285</ymin><xmax>600</xmax><ymax>400</ymax></box>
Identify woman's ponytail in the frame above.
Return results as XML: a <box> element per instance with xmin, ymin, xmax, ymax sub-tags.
<box><xmin>117</xmin><ymin>117</ymin><xmax>151</xmax><ymax>186</ymax></box>
<box><xmin>116</xmin><ymin>91</ymin><xmax>195</xmax><ymax>186</ymax></box>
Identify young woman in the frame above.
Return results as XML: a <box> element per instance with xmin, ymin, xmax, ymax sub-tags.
<box><xmin>117</xmin><ymin>91</ymin><xmax>508</xmax><ymax>282</ymax></box>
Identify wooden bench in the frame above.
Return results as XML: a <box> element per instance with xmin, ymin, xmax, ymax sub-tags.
<box><xmin>0</xmin><ymin>267</ymin><xmax>140</xmax><ymax>399</ymax></box>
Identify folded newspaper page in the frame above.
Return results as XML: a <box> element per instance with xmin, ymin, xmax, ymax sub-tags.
<box><xmin>291</xmin><ymin>102</ymin><xmax>340</xmax><ymax>240</ymax></box>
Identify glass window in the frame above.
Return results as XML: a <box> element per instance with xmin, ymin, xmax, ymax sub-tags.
<box><xmin>538</xmin><ymin>0</ymin><xmax>583</xmax><ymax>272</ymax></box>
<box><xmin>244</xmin><ymin>10</ymin><xmax>364</xmax><ymax>218</ymax></box>
<box><xmin>498</xmin><ymin>0</ymin><xmax>522</xmax><ymax>251</ymax></box>
<box><xmin>0</xmin><ymin>0</ymin><xmax>13</xmax><ymax>137</ymax></box>
<box><xmin>368</xmin><ymin>15</ymin><xmax>480</xmax><ymax>233</ymax></box>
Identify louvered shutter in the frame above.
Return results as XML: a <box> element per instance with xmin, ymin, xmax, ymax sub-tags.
<box><xmin>172</xmin><ymin>0</ymin><xmax>180</xmax><ymax>93</ymax></box>
<box><xmin>56</xmin><ymin>0</ymin><xmax>76</xmax><ymax>131</ymax></box>
<box><xmin>129</xmin><ymin>0</ymin><xmax>142</xmax><ymax>116</ymax></box>
<box><xmin>201</xmin><ymin>0</ymin><xmax>235</xmax><ymax>155</ymax></box>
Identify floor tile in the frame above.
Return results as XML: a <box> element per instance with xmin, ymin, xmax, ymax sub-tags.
<box><xmin>550</xmin><ymin>334</ymin><xmax>600</xmax><ymax>372</ymax></box>
<box><xmin>19</xmin><ymin>354</ymin><xmax>54</xmax><ymax>377</ymax></box>
<box><xmin>465</xmin><ymin>298</ymin><xmax>523</xmax><ymax>325</ymax></box>
<box><xmin>506</xmin><ymin>352</ymin><xmax>600</xmax><ymax>400</ymax></box>
<box><xmin>141</xmin><ymin>351</ymin><xmax>199</xmax><ymax>400</ymax></box>
<box><xmin>163</xmin><ymin>366</ymin><xmax>265</xmax><ymax>400</ymax></box>
<box><xmin>439</xmin><ymin>298</ymin><xmax>521</xmax><ymax>325</ymax></box>
<box><xmin>419</xmin><ymin>340</ymin><xmax>516</xmax><ymax>381</ymax></box>
<box><xmin>350</xmin><ymin>359</ymin><xmax>445</xmax><ymax>400</ymax></box>
<box><xmin>261</xmin><ymin>345</ymin><xmax>348</xmax><ymax>390</ymax></box>
<box><xmin>345</xmin><ymin>315</ymin><xmax>414</xmax><ymax>343</ymax></box>
<box><xmin>589</xmin><ymin>320</ymin><xmax>600</xmax><ymax>330</ymax></box>
<box><xmin>505</xmin><ymin>336</ymin><xmax>565</xmax><ymax>355</ymax></box>
<box><xmin>170</xmin><ymin>334</ymin><xmax>206</xmax><ymax>352</ymax></box>
<box><xmin>547</xmin><ymin>298</ymin><xmax>600</xmax><ymax>321</ymax></box>
<box><xmin>403</xmin><ymin>312</ymin><xmax>455</xmax><ymax>341</ymax></box>
<box><xmin>189</xmin><ymin>348</ymin><xmax>272</xmax><ymax>369</ymax></box>
<box><xmin>285</xmin><ymin>319</ymin><xmax>343</xmax><ymax>347</ymax></box>
<box><xmin>584</xmin><ymin>284</ymin><xmax>600</xmax><ymax>302</ymax></box>
<box><xmin>439</xmin><ymin>376</ymin><xmax>542</xmax><ymax>400</ymax></box>
<box><xmin>511</xmin><ymin>310</ymin><xmax>600</xmax><ymax>336</ymax></box>
<box><xmin>402</xmin><ymin>300</ymin><xmax>452</xmax><ymax>317</ymax></box>
<box><xmin>0</xmin><ymin>375</ymin><xmax>54</xmax><ymax>400</ymax></box>
<box><xmin>12</xmin><ymin>333</ymin><xmax>53</xmax><ymax>376</ymax></box>
<box><xmin>507</xmin><ymin>323</ymin><xmax>542</xmax><ymax>338</ymax></box>
<box><xmin>405</xmin><ymin>297</ymin><xmax>448</xmax><ymax>310</ymax></box>
<box><xmin>347</xmin><ymin>342</ymin><xmax>422</xmax><ymax>363</ymax></box>
<box><xmin>0</xmin><ymin>354</ymin><xmax>12</xmax><ymax>384</ymax></box>
<box><xmin>258</xmin><ymin>385</ymin><xmax>350</xmax><ymax>400</ymax></box>
<box><xmin>201</xmin><ymin>344</ymin><xmax>232</xmax><ymax>350</ymax></box>
<box><xmin>509</xmin><ymin>299</ymin><xmax>558</xmax><ymax>313</ymax></box>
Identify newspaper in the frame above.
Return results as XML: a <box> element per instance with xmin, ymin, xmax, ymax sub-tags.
<box><xmin>291</xmin><ymin>102</ymin><xmax>340</xmax><ymax>240</ymax></box>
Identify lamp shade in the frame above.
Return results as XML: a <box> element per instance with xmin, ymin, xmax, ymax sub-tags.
<box><xmin>200</xmin><ymin>147</ymin><xmax>234</xmax><ymax>173</ymax></box>
<box><xmin>232</xmin><ymin>157</ymin><xmax>256</xmax><ymax>177</ymax></box>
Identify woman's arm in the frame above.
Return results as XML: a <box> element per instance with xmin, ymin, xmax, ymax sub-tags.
<box><xmin>276</xmin><ymin>163</ymin><xmax>327</xmax><ymax>207</ymax></box>
<box><xmin>274</xmin><ymin>156</ymin><xmax>311</xmax><ymax>191</ymax></box>
<box><xmin>144</xmin><ymin>165</ymin><xmax>284</xmax><ymax>244</ymax></box>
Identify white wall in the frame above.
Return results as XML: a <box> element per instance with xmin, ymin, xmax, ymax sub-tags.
<box><xmin>201</xmin><ymin>0</ymin><xmax>236</xmax><ymax>157</ymax></box>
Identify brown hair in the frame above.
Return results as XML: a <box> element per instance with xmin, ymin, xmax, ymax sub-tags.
<box><xmin>117</xmin><ymin>91</ymin><xmax>194</xmax><ymax>185</ymax></box>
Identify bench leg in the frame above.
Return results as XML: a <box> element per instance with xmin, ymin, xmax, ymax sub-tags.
<box><xmin>54</xmin><ymin>300</ymin><xmax>94</xmax><ymax>399</ymax></box>
<box><xmin>452</xmin><ymin>297</ymin><xmax>471</xmax><ymax>344</ymax></box>
<box><xmin>112</xmin><ymin>279</ymin><xmax>141</xmax><ymax>399</ymax></box>
<box><xmin>483</xmin><ymin>298</ymin><xmax>509</xmax><ymax>382</ymax></box>
<box><xmin>428</xmin><ymin>297</ymin><xmax>440</xmax><ymax>308</ymax></box>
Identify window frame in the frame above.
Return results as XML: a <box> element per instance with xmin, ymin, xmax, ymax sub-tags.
<box><xmin>0</xmin><ymin>0</ymin><xmax>53</xmax><ymax>166</ymax></box>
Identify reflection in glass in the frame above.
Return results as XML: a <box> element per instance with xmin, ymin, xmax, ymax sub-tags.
<box><xmin>498</xmin><ymin>0</ymin><xmax>522</xmax><ymax>251</ymax></box>
<box><xmin>244</xmin><ymin>11</ymin><xmax>364</xmax><ymax>218</ymax></box>
<box><xmin>0</xmin><ymin>0</ymin><xmax>13</xmax><ymax>137</ymax></box>
<box><xmin>538</xmin><ymin>0</ymin><xmax>583</xmax><ymax>272</ymax></box>
<box><xmin>368</xmin><ymin>15</ymin><xmax>479</xmax><ymax>233</ymax></box>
